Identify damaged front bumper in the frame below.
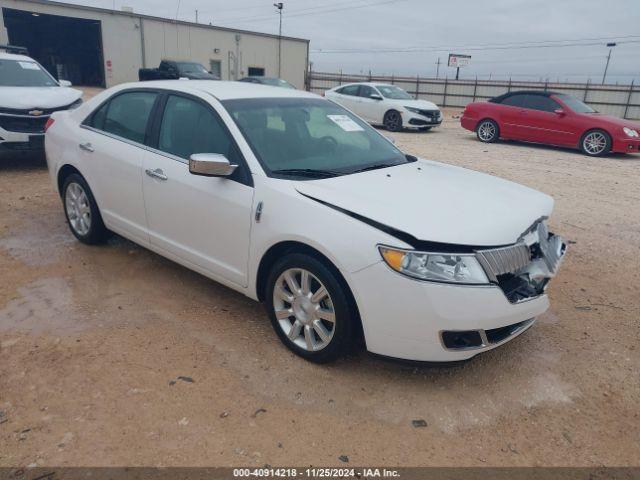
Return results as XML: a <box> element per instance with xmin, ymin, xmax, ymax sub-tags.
<box><xmin>476</xmin><ymin>220</ymin><xmax>567</xmax><ymax>304</ymax></box>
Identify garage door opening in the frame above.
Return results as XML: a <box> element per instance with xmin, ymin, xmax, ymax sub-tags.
<box><xmin>2</xmin><ymin>7</ymin><xmax>105</xmax><ymax>87</ymax></box>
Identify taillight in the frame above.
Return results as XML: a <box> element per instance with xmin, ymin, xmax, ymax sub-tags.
<box><xmin>44</xmin><ymin>117</ymin><xmax>55</xmax><ymax>132</ymax></box>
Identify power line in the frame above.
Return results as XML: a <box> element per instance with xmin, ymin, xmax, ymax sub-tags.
<box><xmin>311</xmin><ymin>37</ymin><xmax>640</xmax><ymax>54</ymax></box>
<box><xmin>213</xmin><ymin>0</ymin><xmax>411</xmax><ymax>24</ymax></box>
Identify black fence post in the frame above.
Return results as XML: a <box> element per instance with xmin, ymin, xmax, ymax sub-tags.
<box><xmin>391</xmin><ymin>74</ymin><xmax>395</xmax><ymax>85</ymax></box>
<box><xmin>507</xmin><ymin>77</ymin><xmax>512</xmax><ymax>93</ymax></box>
<box><xmin>369</xmin><ymin>69</ymin><xmax>372</xmax><ymax>82</ymax></box>
<box><xmin>544</xmin><ymin>80</ymin><xmax>548</xmax><ymax>92</ymax></box>
<box><xmin>415</xmin><ymin>74</ymin><xmax>419</xmax><ymax>99</ymax></box>
<box><xmin>472</xmin><ymin>76</ymin><xmax>478</xmax><ymax>102</ymax></box>
<box><xmin>443</xmin><ymin>76</ymin><xmax>448</xmax><ymax>107</ymax></box>
<box><xmin>624</xmin><ymin>80</ymin><xmax>635</xmax><ymax>119</ymax></box>
<box><xmin>584</xmin><ymin>78</ymin><xmax>590</xmax><ymax>102</ymax></box>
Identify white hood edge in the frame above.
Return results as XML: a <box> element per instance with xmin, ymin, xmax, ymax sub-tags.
<box><xmin>0</xmin><ymin>86</ymin><xmax>83</xmax><ymax>110</ymax></box>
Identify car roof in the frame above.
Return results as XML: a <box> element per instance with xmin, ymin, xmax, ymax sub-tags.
<box><xmin>491</xmin><ymin>90</ymin><xmax>562</xmax><ymax>102</ymax></box>
<box><xmin>125</xmin><ymin>80</ymin><xmax>315</xmax><ymax>100</ymax></box>
<box><xmin>334</xmin><ymin>82</ymin><xmax>398</xmax><ymax>89</ymax></box>
<box><xmin>0</xmin><ymin>52</ymin><xmax>36</xmax><ymax>62</ymax></box>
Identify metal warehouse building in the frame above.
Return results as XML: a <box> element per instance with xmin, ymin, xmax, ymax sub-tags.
<box><xmin>0</xmin><ymin>0</ymin><xmax>310</xmax><ymax>88</ymax></box>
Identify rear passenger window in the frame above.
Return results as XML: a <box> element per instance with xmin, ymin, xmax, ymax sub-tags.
<box><xmin>89</xmin><ymin>91</ymin><xmax>158</xmax><ymax>144</ymax></box>
<box><xmin>338</xmin><ymin>85</ymin><xmax>360</xmax><ymax>96</ymax></box>
<box><xmin>158</xmin><ymin>95</ymin><xmax>241</xmax><ymax>164</ymax></box>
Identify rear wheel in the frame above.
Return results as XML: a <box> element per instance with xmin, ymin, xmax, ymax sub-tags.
<box><xmin>62</xmin><ymin>174</ymin><xmax>109</xmax><ymax>244</ymax></box>
<box><xmin>580</xmin><ymin>129</ymin><xmax>611</xmax><ymax>157</ymax></box>
<box><xmin>265</xmin><ymin>253</ymin><xmax>354</xmax><ymax>363</ymax></box>
<box><xmin>476</xmin><ymin>119</ymin><xmax>499</xmax><ymax>143</ymax></box>
<box><xmin>383</xmin><ymin>110</ymin><xmax>403</xmax><ymax>132</ymax></box>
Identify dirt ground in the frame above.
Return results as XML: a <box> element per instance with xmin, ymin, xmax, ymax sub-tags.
<box><xmin>0</xmin><ymin>94</ymin><xmax>639</xmax><ymax>468</ymax></box>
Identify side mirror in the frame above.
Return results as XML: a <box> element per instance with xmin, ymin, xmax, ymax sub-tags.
<box><xmin>370</xmin><ymin>94</ymin><xmax>383</xmax><ymax>101</ymax></box>
<box><xmin>59</xmin><ymin>79</ymin><xmax>72</xmax><ymax>87</ymax></box>
<box><xmin>554</xmin><ymin>108</ymin><xmax>565</xmax><ymax>116</ymax></box>
<box><xmin>189</xmin><ymin>153</ymin><xmax>237</xmax><ymax>177</ymax></box>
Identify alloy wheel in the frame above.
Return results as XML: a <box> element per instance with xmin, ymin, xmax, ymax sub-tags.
<box><xmin>272</xmin><ymin>268</ymin><xmax>336</xmax><ymax>352</ymax></box>
<box><xmin>65</xmin><ymin>182</ymin><xmax>92</xmax><ymax>236</ymax></box>
<box><xmin>478</xmin><ymin>121</ymin><xmax>496</xmax><ymax>141</ymax></box>
<box><xmin>582</xmin><ymin>131</ymin><xmax>607</xmax><ymax>155</ymax></box>
<box><xmin>385</xmin><ymin>111</ymin><xmax>402</xmax><ymax>131</ymax></box>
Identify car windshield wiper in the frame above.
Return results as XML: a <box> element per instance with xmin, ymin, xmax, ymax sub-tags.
<box><xmin>271</xmin><ymin>168</ymin><xmax>343</xmax><ymax>178</ymax></box>
<box><xmin>351</xmin><ymin>163</ymin><xmax>399</xmax><ymax>174</ymax></box>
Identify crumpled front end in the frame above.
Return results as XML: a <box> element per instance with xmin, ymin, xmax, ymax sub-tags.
<box><xmin>476</xmin><ymin>219</ymin><xmax>567</xmax><ymax>304</ymax></box>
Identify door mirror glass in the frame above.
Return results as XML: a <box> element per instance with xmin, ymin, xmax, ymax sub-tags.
<box><xmin>59</xmin><ymin>79</ymin><xmax>72</xmax><ymax>87</ymax></box>
<box><xmin>554</xmin><ymin>108</ymin><xmax>565</xmax><ymax>116</ymax></box>
<box><xmin>370</xmin><ymin>94</ymin><xmax>383</xmax><ymax>100</ymax></box>
<box><xmin>189</xmin><ymin>153</ymin><xmax>238</xmax><ymax>177</ymax></box>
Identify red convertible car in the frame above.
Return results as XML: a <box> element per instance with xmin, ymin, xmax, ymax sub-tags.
<box><xmin>461</xmin><ymin>90</ymin><xmax>640</xmax><ymax>157</ymax></box>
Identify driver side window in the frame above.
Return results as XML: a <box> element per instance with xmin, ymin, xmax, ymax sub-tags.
<box><xmin>158</xmin><ymin>95</ymin><xmax>240</xmax><ymax>164</ymax></box>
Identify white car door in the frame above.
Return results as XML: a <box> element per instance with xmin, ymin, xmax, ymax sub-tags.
<box><xmin>78</xmin><ymin>89</ymin><xmax>160</xmax><ymax>244</ymax></box>
<box><xmin>141</xmin><ymin>92</ymin><xmax>254</xmax><ymax>287</ymax></box>
<box><xmin>356</xmin><ymin>85</ymin><xmax>385</xmax><ymax>123</ymax></box>
<box><xmin>332</xmin><ymin>85</ymin><xmax>363</xmax><ymax>116</ymax></box>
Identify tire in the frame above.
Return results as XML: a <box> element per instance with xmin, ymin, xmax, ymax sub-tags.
<box><xmin>62</xmin><ymin>173</ymin><xmax>110</xmax><ymax>244</ymax></box>
<box><xmin>383</xmin><ymin>110</ymin><xmax>403</xmax><ymax>132</ymax></box>
<box><xmin>580</xmin><ymin>129</ymin><xmax>611</xmax><ymax>157</ymax></box>
<box><xmin>265</xmin><ymin>253</ymin><xmax>355</xmax><ymax>363</ymax></box>
<box><xmin>476</xmin><ymin>119</ymin><xmax>499</xmax><ymax>143</ymax></box>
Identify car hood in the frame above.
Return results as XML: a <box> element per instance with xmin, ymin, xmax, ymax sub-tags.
<box><xmin>0</xmin><ymin>86</ymin><xmax>82</xmax><ymax>110</ymax></box>
<box><xmin>385</xmin><ymin>98</ymin><xmax>440</xmax><ymax>111</ymax></box>
<box><xmin>294</xmin><ymin>160</ymin><xmax>554</xmax><ymax>247</ymax></box>
<box><xmin>576</xmin><ymin>112</ymin><xmax>640</xmax><ymax>129</ymax></box>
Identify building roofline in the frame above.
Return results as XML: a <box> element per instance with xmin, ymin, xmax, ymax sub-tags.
<box><xmin>11</xmin><ymin>0</ymin><xmax>310</xmax><ymax>44</ymax></box>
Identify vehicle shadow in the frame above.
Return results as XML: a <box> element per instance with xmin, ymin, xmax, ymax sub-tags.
<box><xmin>0</xmin><ymin>151</ymin><xmax>47</xmax><ymax>171</ymax></box>
<box><xmin>461</xmin><ymin>136</ymin><xmax>638</xmax><ymax>161</ymax></box>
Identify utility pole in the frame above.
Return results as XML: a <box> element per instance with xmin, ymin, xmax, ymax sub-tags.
<box><xmin>435</xmin><ymin>57</ymin><xmax>441</xmax><ymax>78</ymax></box>
<box><xmin>602</xmin><ymin>42</ymin><xmax>617</xmax><ymax>85</ymax></box>
<box><xmin>274</xmin><ymin>2</ymin><xmax>283</xmax><ymax>77</ymax></box>
<box><xmin>195</xmin><ymin>9</ymin><xmax>198</xmax><ymax>23</ymax></box>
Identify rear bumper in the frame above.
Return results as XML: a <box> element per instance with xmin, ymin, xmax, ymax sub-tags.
<box><xmin>460</xmin><ymin>115</ymin><xmax>478</xmax><ymax>132</ymax></box>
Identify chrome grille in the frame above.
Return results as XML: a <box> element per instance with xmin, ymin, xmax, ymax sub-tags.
<box><xmin>475</xmin><ymin>242</ymin><xmax>531</xmax><ymax>282</ymax></box>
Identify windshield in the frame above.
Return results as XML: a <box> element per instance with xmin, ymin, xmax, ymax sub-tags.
<box><xmin>223</xmin><ymin>97</ymin><xmax>409</xmax><ymax>178</ymax></box>
<box><xmin>259</xmin><ymin>77</ymin><xmax>296</xmax><ymax>89</ymax></box>
<box><xmin>555</xmin><ymin>93</ymin><xmax>596</xmax><ymax>113</ymax></box>
<box><xmin>0</xmin><ymin>59</ymin><xmax>58</xmax><ymax>87</ymax></box>
<box><xmin>176</xmin><ymin>62</ymin><xmax>209</xmax><ymax>74</ymax></box>
<box><xmin>376</xmin><ymin>85</ymin><xmax>412</xmax><ymax>100</ymax></box>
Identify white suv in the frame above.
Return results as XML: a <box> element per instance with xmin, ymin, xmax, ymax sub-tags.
<box><xmin>325</xmin><ymin>82</ymin><xmax>442</xmax><ymax>132</ymax></box>
<box><xmin>0</xmin><ymin>46</ymin><xmax>82</xmax><ymax>153</ymax></box>
<box><xmin>45</xmin><ymin>80</ymin><xmax>566</xmax><ymax>364</ymax></box>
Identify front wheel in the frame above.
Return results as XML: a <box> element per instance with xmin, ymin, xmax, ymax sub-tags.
<box><xmin>580</xmin><ymin>129</ymin><xmax>611</xmax><ymax>157</ymax></box>
<box><xmin>383</xmin><ymin>110</ymin><xmax>403</xmax><ymax>132</ymax></box>
<box><xmin>476</xmin><ymin>119</ymin><xmax>499</xmax><ymax>143</ymax></box>
<box><xmin>265</xmin><ymin>253</ymin><xmax>354</xmax><ymax>363</ymax></box>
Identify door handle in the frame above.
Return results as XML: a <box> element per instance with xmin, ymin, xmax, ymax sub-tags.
<box><xmin>145</xmin><ymin>168</ymin><xmax>168</xmax><ymax>181</ymax></box>
<box><xmin>79</xmin><ymin>142</ymin><xmax>94</xmax><ymax>152</ymax></box>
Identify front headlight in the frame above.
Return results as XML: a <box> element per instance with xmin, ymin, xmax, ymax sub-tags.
<box><xmin>404</xmin><ymin>106</ymin><xmax>422</xmax><ymax>114</ymax></box>
<box><xmin>623</xmin><ymin>127</ymin><xmax>639</xmax><ymax>138</ymax></box>
<box><xmin>379</xmin><ymin>246</ymin><xmax>489</xmax><ymax>285</ymax></box>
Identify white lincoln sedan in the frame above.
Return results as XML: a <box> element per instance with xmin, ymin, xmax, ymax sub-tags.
<box><xmin>45</xmin><ymin>81</ymin><xmax>566</xmax><ymax>363</ymax></box>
